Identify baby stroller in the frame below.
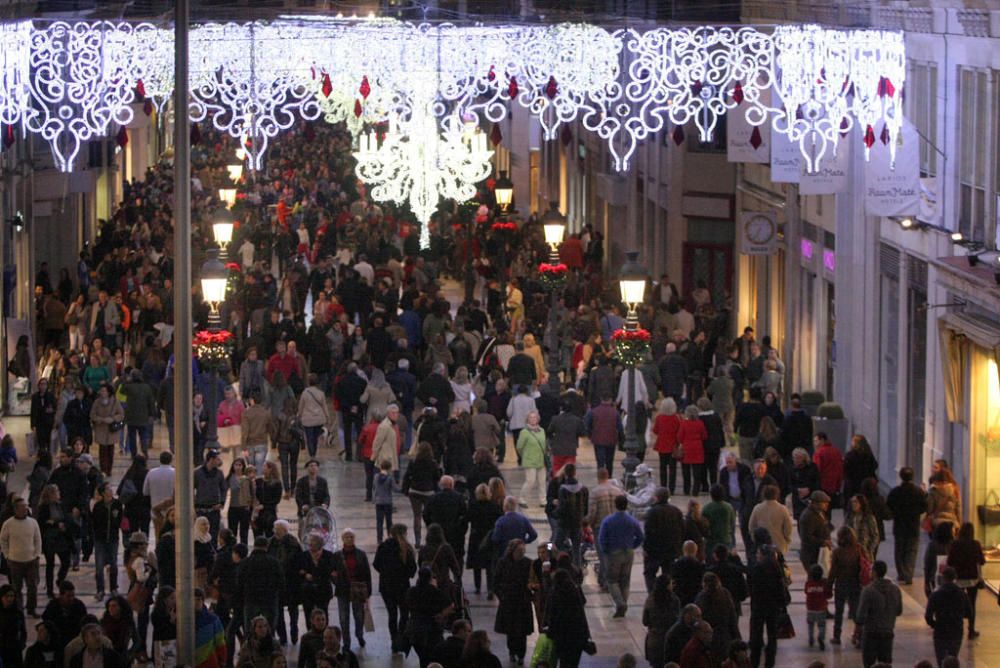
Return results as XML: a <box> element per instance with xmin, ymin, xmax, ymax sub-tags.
<box><xmin>299</xmin><ymin>506</ymin><xmax>339</xmax><ymax>552</ymax></box>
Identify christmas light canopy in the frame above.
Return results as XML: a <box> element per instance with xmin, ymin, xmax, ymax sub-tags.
<box><xmin>0</xmin><ymin>19</ymin><xmax>905</xmax><ymax>179</ymax></box>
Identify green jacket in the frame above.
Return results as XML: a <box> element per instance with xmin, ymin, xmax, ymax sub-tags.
<box><xmin>516</xmin><ymin>427</ymin><xmax>547</xmax><ymax>470</ymax></box>
<box><xmin>123</xmin><ymin>380</ymin><xmax>157</xmax><ymax>425</ymax></box>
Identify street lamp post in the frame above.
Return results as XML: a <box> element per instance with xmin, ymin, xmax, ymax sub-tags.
<box><xmin>211</xmin><ymin>207</ymin><xmax>235</xmax><ymax>262</ymax></box>
<box><xmin>200</xmin><ymin>249</ymin><xmax>228</xmax><ymax>448</ymax></box>
<box><xmin>494</xmin><ymin>171</ymin><xmax>513</xmax><ymax>214</ymax></box>
<box><xmin>541</xmin><ymin>201</ymin><xmax>566</xmax><ymax>376</ymax></box>
<box><xmin>618</xmin><ymin>250</ymin><xmax>648</xmax><ymax>488</ymax></box>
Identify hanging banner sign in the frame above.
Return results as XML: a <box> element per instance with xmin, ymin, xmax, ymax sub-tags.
<box><xmin>770</xmin><ymin>129</ymin><xmax>801</xmax><ymax>183</ymax></box>
<box><xmin>799</xmin><ymin>141</ymin><xmax>850</xmax><ymax>195</ymax></box>
<box><xmin>727</xmin><ymin>90</ymin><xmax>771</xmax><ymax>164</ymax></box>
<box><xmin>864</xmin><ymin>119</ymin><xmax>920</xmax><ymax>218</ymax></box>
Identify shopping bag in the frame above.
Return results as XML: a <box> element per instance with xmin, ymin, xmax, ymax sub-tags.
<box><xmin>25</xmin><ymin>432</ymin><xmax>36</xmax><ymax>457</ymax></box>
<box><xmin>978</xmin><ymin>490</ymin><xmax>1000</xmax><ymax>525</ymax></box>
<box><xmin>530</xmin><ymin>633</ymin><xmax>555</xmax><ymax>668</ymax></box>
<box><xmin>818</xmin><ymin>545</ymin><xmax>832</xmax><ymax>575</ymax></box>
<box><xmin>363</xmin><ymin>600</ymin><xmax>375</xmax><ymax>633</ymax></box>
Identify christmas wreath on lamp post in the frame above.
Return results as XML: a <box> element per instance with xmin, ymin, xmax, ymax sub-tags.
<box><xmin>611</xmin><ymin>327</ymin><xmax>651</xmax><ymax>366</ymax></box>
<box><xmin>194</xmin><ymin>329</ymin><xmax>234</xmax><ymax>369</ymax></box>
<box><xmin>538</xmin><ymin>262</ymin><xmax>569</xmax><ymax>292</ymax></box>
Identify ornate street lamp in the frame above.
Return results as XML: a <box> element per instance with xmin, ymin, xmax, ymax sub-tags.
<box><xmin>200</xmin><ymin>248</ymin><xmax>228</xmax><ymax>329</ymax></box>
<box><xmin>217</xmin><ymin>185</ymin><xmax>237</xmax><ymax>209</ymax></box>
<box><xmin>494</xmin><ymin>170</ymin><xmax>513</xmax><ymax>213</ymax></box>
<box><xmin>541</xmin><ymin>201</ymin><xmax>566</xmax><ymax>263</ymax></box>
<box><xmin>619</xmin><ymin>250</ymin><xmax>648</xmax><ymax>326</ymax></box>
<box><xmin>211</xmin><ymin>207</ymin><xmax>235</xmax><ymax>261</ymax></box>
<box><xmin>226</xmin><ymin>154</ymin><xmax>244</xmax><ymax>183</ymax></box>
<box><xmin>617</xmin><ymin>250</ymin><xmax>649</xmax><ymax>487</ymax></box>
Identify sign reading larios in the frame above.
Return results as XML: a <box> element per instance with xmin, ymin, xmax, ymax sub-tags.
<box><xmin>864</xmin><ymin>119</ymin><xmax>920</xmax><ymax>218</ymax></box>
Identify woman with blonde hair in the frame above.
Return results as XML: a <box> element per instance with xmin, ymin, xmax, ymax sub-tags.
<box><xmin>193</xmin><ymin>516</ymin><xmax>215</xmax><ymax>590</ymax></box>
<box><xmin>677</xmin><ymin>404</ymin><xmax>708</xmax><ymax>496</ymax></box>
<box><xmin>652</xmin><ymin>397</ymin><xmax>681</xmax><ymax>492</ymax></box>
<box><xmin>255</xmin><ymin>461</ymin><xmax>283</xmax><ymax>539</ymax></box>
<box><xmin>468</xmin><ymin>483</ymin><xmax>503</xmax><ymax>598</ymax></box>
<box><xmin>488</xmin><ymin>477</ymin><xmax>507</xmax><ymax>508</ymax></box>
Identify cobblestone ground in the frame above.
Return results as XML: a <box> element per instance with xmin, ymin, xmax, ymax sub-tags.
<box><xmin>8</xmin><ymin>415</ymin><xmax>1000</xmax><ymax>667</ymax></box>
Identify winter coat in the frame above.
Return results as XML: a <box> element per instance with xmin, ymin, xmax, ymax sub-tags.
<box><xmin>493</xmin><ymin>555</ymin><xmax>534</xmax><ymax>637</ymax></box>
<box><xmin>466</xmin><ymin>499</ymin><xmax>503</xmax><ymax>569</ymax></box>
<box><xmin>373</xmin><ymin>538</ymin><xmax>417</xmax><ymax>601</ymax></box>
<box><xmin>546</xmin><ymin>412</ymin><xmax>586</xmax><ymax>458</ymax></box>
<box><xmin>843</xmin><ymin>449</ymin><xmax>878</xmax><ymax>501</ymax></box>
<box><xmin>298</xmin><ymin>387</ymin><xmax>331</xmax><ymax>428</ymax></box>
<box><xmin>90</xmin><ymin>397</ymin><xmax>125</xmax><ymax>446</ymax></box>
<box><xmin>470</xmin><ymin>413</ymin><xmax>501</xmax><ymax>451</ymax></box>
<box><xmin>515</xmin><ymin>427</ymin><xmax>547</xmax><ymax>470</ymax></box>
<box><xmin>122</xmin><ymin>381</ymin><xmax>157</xmax><ymax>426</ymax></box>
<box><xmin>372</xmin><ymin>417</ymin><xmax>401</xmax><ymax>472</ymax></box>
<box><xmin>652</xmin><ymin>413</ymin><xmax>682</xmax><ymax>455</ymax></box>
<box><xmin>677</xmin><ymin>418</ymin><xmax>708</xmax><ymax>465</ymax></box>
<box><xmin>812</xmin><ymin>443</ymin><xmax>844</xmax><ymax>497</ymax></box>
<box><xmin>544</xmin><ymin>583</ymin><xmax>590</xmax><ymax>656</ymax></box>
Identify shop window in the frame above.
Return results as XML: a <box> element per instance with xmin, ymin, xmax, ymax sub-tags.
<box><xmin>973</xmin><ymin>350</ymin><xmax>1000</xmax><ymax>553</ymax></box>
<box><xmin>908</xmin><ymin>60</ymin><xmax>938</xmax><ymax>178</ymax></box>
<box><xmin>958</xmin><ymin>68</ymin><xmax>989</xmax><ymax>242</ymax></box>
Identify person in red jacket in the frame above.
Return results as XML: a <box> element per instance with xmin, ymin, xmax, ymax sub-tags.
<box><xmin>266</xmin><ymin>340</ymin><xmax>299</xmax><ymax>385</ymax></box>
<box><xmin>357</xmin><ymin>414</ymin><xmax>381</xmax><ymax>503</ymax></box>
<box><xmin>812</xmin><ymin>432</ymin><xmax>844</xmax><ymax>507</ymax></box>
<box><xmin>679</xmin><ymin>620</ymin><xmax>715</xmax><ymax>668</ymax></box>
<box><xmin>678</xmin><ymin>405</ymin><xmax>709</xmax><ymax>496</ymax></box>
<box><xmin>652</xmin><ymin>398</ymin><xmax>682</xmax><ymax>493</ymax></box>
<box><xmin>558</xmin><ymin>234</ymin><xmax>585</xmax><ymax>270</ymax></box>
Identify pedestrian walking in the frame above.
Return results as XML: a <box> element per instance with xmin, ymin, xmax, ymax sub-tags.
<box><xmin>886</xmin><ymin>466</ymin><xmax>927</xmax><ymax>585</ymax></box>
<box><xmin>856</xmin><ymin>560</ymin><xmax>903</xmax><ymax>667</ymax></box>
<box><xmin>599</xmin><ymin>495</ymin><xmax>644</xmax><ymax>617</ymax></box>
<box><xmin>925</xmin><ymin>566</ymin><xmax>971</xmax><ymax>666</ymax></box>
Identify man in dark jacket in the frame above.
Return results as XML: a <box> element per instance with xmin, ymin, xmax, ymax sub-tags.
<box><xmin>585</xmin><ymin>395</ymin><xmax>623</xmax><ymax>478</ymax></box>
<box><xmin>294</xmin><ymin>460</ymin><xmax>331</xmax><ymax>518</ymax></box>
<box><xmin>506</xmin><ymin>342</ymin><xmax>537</xmax><ymax>389</ymax></box>
<box><xmin>237</xmin><ymin>536</ymin><xmax>285</xmax><ymax>631</ymax></box>
<box><xmin>331</xmin><ymin>529</ymin><xmax>373</xmax><ymax>651</ymax></box>
<box><xmin>738</xmin><ymin>459</ymin><xmax>778</xmax><ymax>565</ymax></box>
<box><xmin>416</xmin><ymin>363</ymin><xmax>456</xmax><ymax>419</ymax></box>
<box><xmin>335</xmin><ymin>363</ymin><xmax>368</xmax><ymax>461</ymax></box>
<box><xmin>925</xmin><ymin>566</ymin><xmax>971</xmax><ymax>665</ymax></box>
<box><xmin>781</xmin><ymin>394</ymin><xmax>814</xmax><ymax>461</ymax></box>
<box><xmin>664</xmin><ymin>604</ymin><xmax>702</xmax><ymax>665</ymax></box>
<box><xmin>748</xmin><ymin>545</ymin><xmax>788</xmax><ymax>668</ymax></box>
<box><xmin>69</xmin><ymin>623</ymin><xmax>125</xmax><ymax>668</ymax></box>
<box><xmin>734</xmin><ymin>389</ymin><xmax>767</xmax><ymax>462</ymax></box>
<box><xmin>797</xmin><ymin>490</ymin><xmax>832</xmax><ymax>570</ymax></box>
<box><xmin>432</xmin><ymin>619</ymin><xmax>472</xmax><ymax>668</ymax></box>
<box><xmin>886</xmin><ymin>466</ymin><xmax>928</xmax><ymax>585</ymax></box>
<box><xmin>555</xmin><ymin>464</ymin><xmax>589</xmax><ymax>569</ymax></box>
<box><xmin>642</xmin><ymin>488</ymin><xmax>685</xmax><ymax>592</ymax></box>
<box><xmin>547</xmin><ymin>403</ymin><xmax>586</xmax><ymax>473</ymax></box>
<box><xmin>122</xmin><ymin>369</ymin><xmax>157</xmax><ymax>457</ymax></box>
<box><xmin>856</xmin><ymin>560</ymin><xmax>903</xmax><ymax>667</ymax></box>
<box><xmin>387</xmin><ymin>359</ymin><xmax>418</xmax><ymax>452</ymax></box>
<box><xmin>658</xmin><ymin>342</ymin><xmax>688</xmax><ymax>404</ymax></box>
<box><xmin>42</xmin><ymin>581</ymin><xmax>88</xmax><ymax>651</ymax></box>
<box><xmin>90</xmin><ymin>483</ymin><xmax>123</xmax><ymax>600</ymax></box>
<box><xmin>422</xmin><ymin>475</ymin><xmax>469</xmax><ymax>566</ymax></box>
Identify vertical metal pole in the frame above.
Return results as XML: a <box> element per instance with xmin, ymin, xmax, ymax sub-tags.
<box><xmin>172</xmin><ymin>1</ymin><xmax>195</xmax><ymax>665</ymax></box>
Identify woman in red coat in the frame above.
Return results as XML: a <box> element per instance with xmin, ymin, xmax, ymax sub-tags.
<box><xmin>677</xmin><ymin>404</ymin><xmax>709</xmax><ymax>496</ymax></box>
<box><xmin>652</xmin><ymin>398</ymin><xmax>682</xmax><ymax>493</ymax></box>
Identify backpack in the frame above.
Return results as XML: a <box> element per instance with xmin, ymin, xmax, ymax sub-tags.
<box><xmin>119</xmin><ymin>478</ymin><xmax>139</xmax><ymax>505</ymax></box>
<box><xmin>560</xmin><ymin>486</ymin><xmax>587</xmax><ymax>527</ymax></box>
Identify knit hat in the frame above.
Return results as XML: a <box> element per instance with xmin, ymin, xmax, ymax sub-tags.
<box><xmin>810</xmin><ymin>490</ymin><xmax>830</xmax><ymax>504</ymax></box>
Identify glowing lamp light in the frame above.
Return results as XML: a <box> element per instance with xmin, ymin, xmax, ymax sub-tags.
<box><xmin>542</xmin><ymin>201</ymin><xmax>567</xmax><ymax>254</ymax></box>
<box><xmin>212</xmin><ymin>207</ymin><xmax>235</xmax><ymax>246</ymax></box>
<box><xmin>200</xmin><ymin>249</ymin><xmax>228</xmax><ymax>316</ymax></box>
<box><xmin>900</xmin><ymin>217</ymin><xmax>914</xmax><ymax>229</ymax></box>
<box><xmin>218</xmin><ymin>187</ymin><xmax>237</xmax><ymax>209</ymax></box>
<box><xmin>618</xmin><ymin>251</ymin><xmax>648</xmax><ymax>322</ymax></box>
<box><xmin>226</xmin><ymin>156</ymin><xmax>244</xmax><ymax>183</ymax></box>
<box><xmin>494</xmin><ymin>171</ymin><xmax>514</xmax><ymax>212</ymax></box>
<box><xmin>951</xmin><ymin>231</ymin><xmax>964</xmax><ymax>242</ymax></box>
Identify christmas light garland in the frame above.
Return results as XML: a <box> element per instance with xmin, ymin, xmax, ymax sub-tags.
<box><xmin>0</xmin><ymin>19</ymin><xmax>906</xmax><ymax>196</ymax></box>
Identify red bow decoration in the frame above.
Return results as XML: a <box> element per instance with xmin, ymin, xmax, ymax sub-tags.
<box><xmin>491</xmin><ymin>222</ymin><xmax>517</xmax><ymax>232</ymax></box>
<box><xmin>538</xmin><ymin>263</ymin><xmax>568</xmax><ymax>274</ymax></box>
<box><xmin>224</xmin><ymin>263</ymin><xmax>241</xmax><ymax>272</ymax></box>
<box><xmin>193</xmin><ymin>330</ymin><xmax>234</xmax><ymax>346</ymax></box>
<box><xmin>612</xmin><ymin>328</ymin><xmax>651</xmax><ymax>342</ymax></box>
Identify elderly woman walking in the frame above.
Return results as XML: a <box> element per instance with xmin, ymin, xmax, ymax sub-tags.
<box><xmin>516</xmin><ymin>411</ymin><xmax>548</xmax><ymax>508</ymax></box>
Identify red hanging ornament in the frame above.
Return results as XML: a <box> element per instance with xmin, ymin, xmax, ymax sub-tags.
<box><xmin>884</xmin><ymin>78</ymin><xmax>896</xmax><ymax>98</ymax></box>
<box><xmin>879</xmin><ymin>124</ymin><xmax>890</xmax><ymax>146</ymax></box>
<box><xmin>490</xmin><ymin>123</ymin><xmax>503</xmax><ymax>147</ymax></box>
<box><xmin>672</xmin><ymin>125</ymin><xmax>685</xmax><ymax>146</ymax></box>
<box><xmin>2</xmin><ymin>125</ymin><xmax>15</xmax><ymax>150</ymax></box>
<box><xmin>190</xmin><ymin>123</ymin><xmax>201</xmax><ymax>146</ymax></box>
<box><xmin>135</xmin><ymin>79</ymin><xmax>146</xmax><ymax>98</ymax></box>
<box><xmin>143</xmin><ymin>99</ymin><xmax>153</xmax><ymax>116</ymax></box>
<box><xmin>839</xmin><ymin>117</ymin><xmax>850</xmax><ymax>138</ymax></box>
<box><xmin>508</xmin><ymin>76</ymin><xmax>519</xmax><ymax>99</ymax></box>
<box><xmin>359</xmin><ymin>75</ymin><xmax>371</xmax><ymax>100</ymax></box>
<box><xmin>545</xmin><ymin>76</ymin><xmax>558</xmax><ymax>100</ymax></box>
<box><xmin>354</xmin><ymin>99</ymin><xmax>363</xmax><ymax>118</ymax></box>
<box><xmin>732</xmin><ymin>82</ymin><xmax>744</xmax><ymax>105</ymax></box>
<box><xmin>560</xmin><ymin>125</ymin><xmax>573</xmax><ymax>146</ymax></box>
<box><xmin>322</xmin><ymin>73</ymin><xmax>333</xmax><ymax>98</ymax></box>
<box><xmin>749</xmin><ymin>126</ymin><xmax>762</xmax><ymax>150</ymax></box>
<box><xmin>115</xmin><ymin>126</ymin><xmax>128</xmax><ymax>149</ymax></box>
<box><xmin>487</xmin><ymin>65</ymin><xmax>496</xmax><ymax>82</ymax></box>
<box><xmin>863</xmin><ymin>125</ymin><xmax>875</xmax><ymax>149</ymax></box>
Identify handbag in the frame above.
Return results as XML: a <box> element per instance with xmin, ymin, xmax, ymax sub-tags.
<box><xmin>978</xmin><ymin>490</ymin><xmax>1000</xmax><ymax>525</ymax></box>
<box><xmin>776</xmin><ymin>609</ymin><xmax>795</xmax><ymax>639</ymax></box>
<box><xmin>109</xmin><ymin>420</ymin><xmax>124</xmax><ymax>433</ymax></box>
<box><xmin>127</xmin><ymin>582</ymin><xmax>150</xmax><ymax>612</ymax></box>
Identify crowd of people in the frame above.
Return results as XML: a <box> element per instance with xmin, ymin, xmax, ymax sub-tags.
<box><xmin>1</xmin><ymin>116</ymin><xmax>987</xmax><ymax>668</ymax></box>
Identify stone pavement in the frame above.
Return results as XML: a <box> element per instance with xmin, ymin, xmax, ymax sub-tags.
<box><xmin>4</xmin><ymin>414</ymin><xmax>1000</xmax><ymax>666</ymax></box>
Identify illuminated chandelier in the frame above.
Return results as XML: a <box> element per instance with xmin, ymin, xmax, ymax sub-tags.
<box><xmin>354</xmin><ymin>104</ymin><xmax>493</xmax><ymax>249</ymax></box>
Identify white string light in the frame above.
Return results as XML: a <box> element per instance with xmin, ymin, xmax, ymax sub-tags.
<box><xmin>3</xmin><ymin>20</ymin><xmax>905</xmax><ymax>177</ymax></box>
